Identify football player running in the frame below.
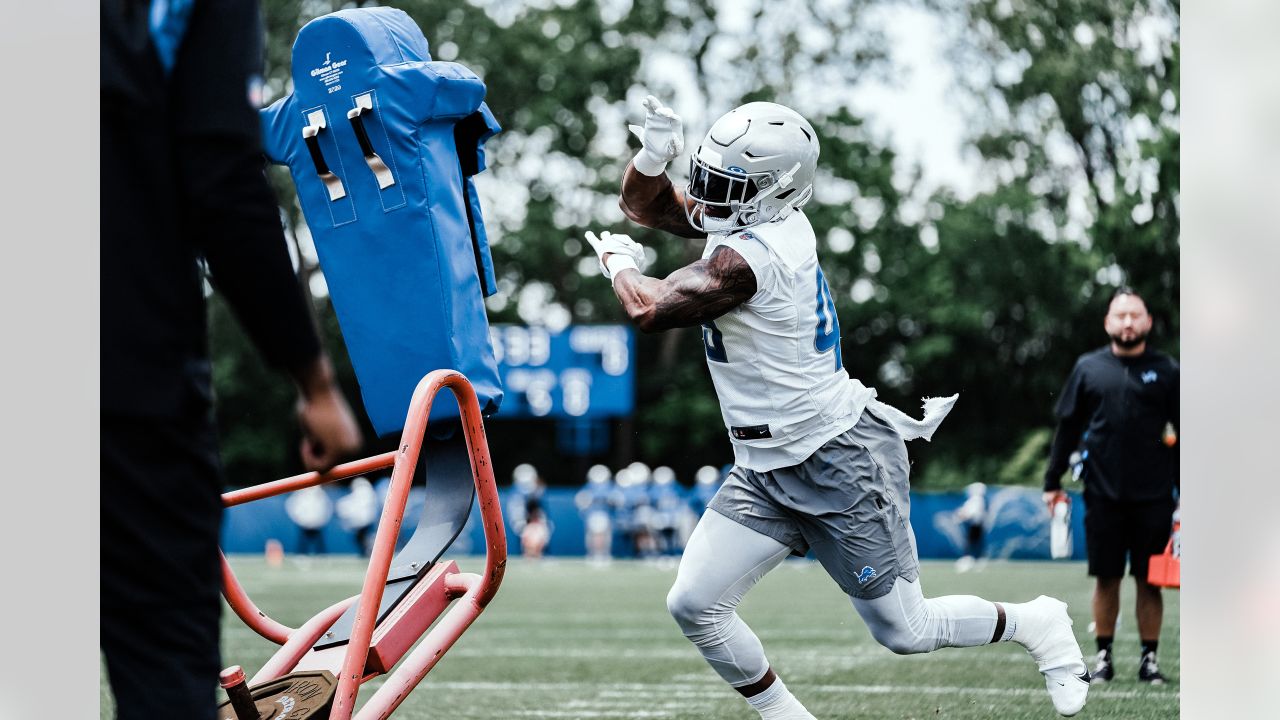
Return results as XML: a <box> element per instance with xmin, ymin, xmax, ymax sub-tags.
<box><xmin>579</xmin><ymin>96</ymin><xmax>1090</xmax><ymax>719</ymax></box>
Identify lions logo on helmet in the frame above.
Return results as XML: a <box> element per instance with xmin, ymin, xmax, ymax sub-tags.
<box><xmin>684</xmin><ymin>102</ymin><xmax>819</xmax><ymax>234</ymax></box>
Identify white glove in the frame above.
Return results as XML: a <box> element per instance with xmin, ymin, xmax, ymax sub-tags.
<box><xmin>628</xmin><ymin>95</ymin><xmax>684</xmax><ymax>177</ymax></box>
<box><xmin>584</xmin><ymin>230</ymin><xmax>646</xmax><ymax>280</ymax></box>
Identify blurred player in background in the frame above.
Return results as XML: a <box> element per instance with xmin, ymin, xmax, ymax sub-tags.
<box><xmin>954</xmin><ymin>482</ymin><xmax>988</xmax><ymax>573</ymax></box>
<box><xmin>576</xmin><ymin>464</ymin><xmax>619</xmax><ymax>565</ymax></box>
<box><xmin>620</xmin><ymin>462</ymin><xmax>659</xmax><ymax>558</ymax></box>
<box><xmin>102</xmin><ymin>1</ymin><xmax>361</xmax><ymax>716</ymax></box>
<box><xmin>286</xmin><ymin>484</ymin><xmax>333</xmax><ymax>555</ymax></box>
<box><xmin>1043</xmin><ymin>287</ymin><xmax>1179</xmax><ymax>685</ymax></box>
<box><xmin>509</xmin><ymin>463</ymin><xmax>551</xmax><ymax>558</ymax></box>
<box><xmin>682</xmin><ymin>465</ymin><xmax>724</xmax><ymax>547</ymax></box>
<box><xmin>649</xmin><ymin>466</ymin><xmax>688</xmax><ymax>555</ymax></box>
<box><xmin>336</xmin><ymin>476</ymin><xmax>379</xmax><ymax>556</ymax></box>
<box><xmin>690</xmin><ymin>465</ymin><xmax>724</xmax><ymax>512</ymax></box>
<box><xmin>580</xmin><ymin>96</ymin><xmax>1089</xmax><ymax>718</ymax></box>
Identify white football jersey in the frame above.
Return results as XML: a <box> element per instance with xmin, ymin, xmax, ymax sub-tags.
<box><xmin>699</xmin><ymin>211</ymin><xmax>876</xmax><ymax>471</ymax></box>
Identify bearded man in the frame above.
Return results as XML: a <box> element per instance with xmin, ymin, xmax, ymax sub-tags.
<box><xmin>1043</xmin><ymin>287</ymin><xmax>1180</xmax><ymax>686</ymax></box>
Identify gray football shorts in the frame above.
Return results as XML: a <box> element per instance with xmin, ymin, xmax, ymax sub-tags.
<box><xmin>708</xmin><ymin>407</ymin><xmax>920</xmax><ymax>599</ymax></box>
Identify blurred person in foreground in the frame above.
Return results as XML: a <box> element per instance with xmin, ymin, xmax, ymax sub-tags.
<box><xmin>101</xmin><ymin>1</ymin><xmax>361</xmax><ymax>717</ymax></box>
<box><xmin>1042</xmin><ymin>287</ymin><xmax>1179</xmax><ymax>685</ymax></box>
<box><xmin>578</xmin><ymin>95</ymin><xmax>1089</xmax><ymax>719</ymax></box>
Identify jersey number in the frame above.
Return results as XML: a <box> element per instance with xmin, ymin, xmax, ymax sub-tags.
<box><xmin>702</xmin><ymin>321</ymin><xmax>728</xmax><ymax>363</ymax></box>
<box><xmin>703</xmin><ymin>267</ymin><xmax>841</xmax><ymax>368</ymax></box>
<box><xmin>814</xmin><ymin>265</ymin><xmax>843</xmax><ymax>370</ymax></box>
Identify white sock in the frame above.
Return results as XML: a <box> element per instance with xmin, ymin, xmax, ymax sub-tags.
<box><xmin>999</xmin><ymin>602</ymin><xmax>1023</xmax><ymax>643</ymax></box>
<box><xmin>744</xmin><ymin>676</ymin><xmax>815</xmax><ymax>720</ymax></box>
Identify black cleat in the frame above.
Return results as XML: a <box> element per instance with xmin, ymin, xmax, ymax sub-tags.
<box><xmin>1138</xmin><ymin>651</ymin><xmax>1166</xmax><ymax>684</ymax></box>
<box><xmin>1088</xmin><ymin>650</ymin><xmax>1114</xmax><ymax>683</ymax></box>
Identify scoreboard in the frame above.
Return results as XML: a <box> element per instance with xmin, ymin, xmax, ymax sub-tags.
<box><xmin>489</xmin><ymin>324</ymin><xmax>635</xmax><ymax>419</ymax></box>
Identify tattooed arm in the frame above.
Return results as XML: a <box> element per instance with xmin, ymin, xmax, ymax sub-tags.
<box><xmin>618</xmin><ymin>160</ymin><xmax>705</xmax><ymax>240</ymax></box>
<box><xmin>610</xmin><ymin>245</ymin><xmax>757</xmax><ymax>333</ymax></box>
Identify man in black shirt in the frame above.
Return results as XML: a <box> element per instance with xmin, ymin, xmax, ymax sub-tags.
<box><xmin>1043</xmin><ymin>287</ymin><xmax>1179</xmax><ymax>686</ymax></box>
<box><xmin>102</xmin><ymin>1</ymin><xmax>362</xmax><ymax>717</ymax></box>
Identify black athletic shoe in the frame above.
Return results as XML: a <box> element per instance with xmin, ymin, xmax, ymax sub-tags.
<box><xmin>1089</xmin><ymin>650</ymin><xmax>1114</xmax><ymax>683</ymax></box>
<box><xmin>1138</xmin><ymin>652</ymin><xmax>1166</xmax><ymax>684</ymax></box>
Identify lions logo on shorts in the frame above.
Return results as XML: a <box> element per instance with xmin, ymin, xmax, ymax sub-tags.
<box><xmin>856</xmin><ymin>566</ymin><xmax>877</xmax><ymax>584</ymax></box>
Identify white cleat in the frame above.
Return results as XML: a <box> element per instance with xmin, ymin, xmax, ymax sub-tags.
<box><xmin>1013</xmin><ymin>595</ymin><xmax>1090</xmax><ymax>716</ymax></box>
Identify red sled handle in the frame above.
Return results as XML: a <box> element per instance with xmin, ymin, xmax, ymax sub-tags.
<box><xmin>219</xmin><ymin>369</ymin><xmax>507</xmax><ymax>720</ymax></box>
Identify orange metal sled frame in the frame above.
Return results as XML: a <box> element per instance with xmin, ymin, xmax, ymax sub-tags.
<box><xmin>219</xmin><ymin>370</ymin><xmax>507</xmax><ymax>719</ymax></box>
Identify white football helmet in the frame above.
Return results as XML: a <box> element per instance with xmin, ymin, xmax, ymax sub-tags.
<box><xmin>685</xmin><ymin>102</ymin><xmax>819</xmax><ymax>234</ymax></box>
<box><xmin>586</xmin><ymin>464</ymin><xmax>612</xmax><ymax>485</ymax></box>
<box><xmin>513</xmin><ymin>463</ymin><xmax>539</xmax><ymax>492</ymax></box>
<box><xmin>627</xmin><ymin>461</ymin><xmax>652</xmax><ymax>485</ymax></box>
<box><xmin>652</xmin><ymin>466</ymin><xmax>676</xmax><ymax>486</ymax></box>
<box><xmin>694</xmin><ymin>465</ymin><xmax>721</xmax><ymax>486</ymax></box>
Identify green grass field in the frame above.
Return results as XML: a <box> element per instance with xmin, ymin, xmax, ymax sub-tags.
<box><xmin>102</xmin><ymin>556</ymin><xmax>1178</xmax><ymax>719</ymax></box>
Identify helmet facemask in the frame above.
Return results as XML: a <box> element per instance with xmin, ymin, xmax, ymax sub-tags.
<box><xmin>684</xmin><ymin>156</ymin><xmax>812</xmax><ymax>234</ymax></box>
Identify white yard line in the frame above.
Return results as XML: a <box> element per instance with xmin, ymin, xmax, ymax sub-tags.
<box><xmin>419</xmin><ymin>680</ymin><xmax>1178</xmax><ymax>702</ymax></box>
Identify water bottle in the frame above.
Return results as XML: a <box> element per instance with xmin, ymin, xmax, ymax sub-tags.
<box><xmin>1050</xmin><ymin>495</ymin><xmax>1072</xmax><ymax>559</ymax></box>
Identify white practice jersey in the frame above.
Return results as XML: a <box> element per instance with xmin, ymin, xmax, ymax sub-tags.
<box><xmin>699</xmin><ymin>212</ymin><xmax>876</xmax><ymax>471</ymax></box>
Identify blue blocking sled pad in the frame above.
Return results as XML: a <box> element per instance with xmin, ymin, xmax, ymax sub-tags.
<box><xmin>261</xmin><ymin>7</ymin><xmax>504</xmax><ymax>436</ymax></box>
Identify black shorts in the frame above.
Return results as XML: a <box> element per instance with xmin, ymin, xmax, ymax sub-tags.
<box><xmin>1082</xmin><ymin>495</ymin><xmax>1176</xmax><ymax>580</ymax></box>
